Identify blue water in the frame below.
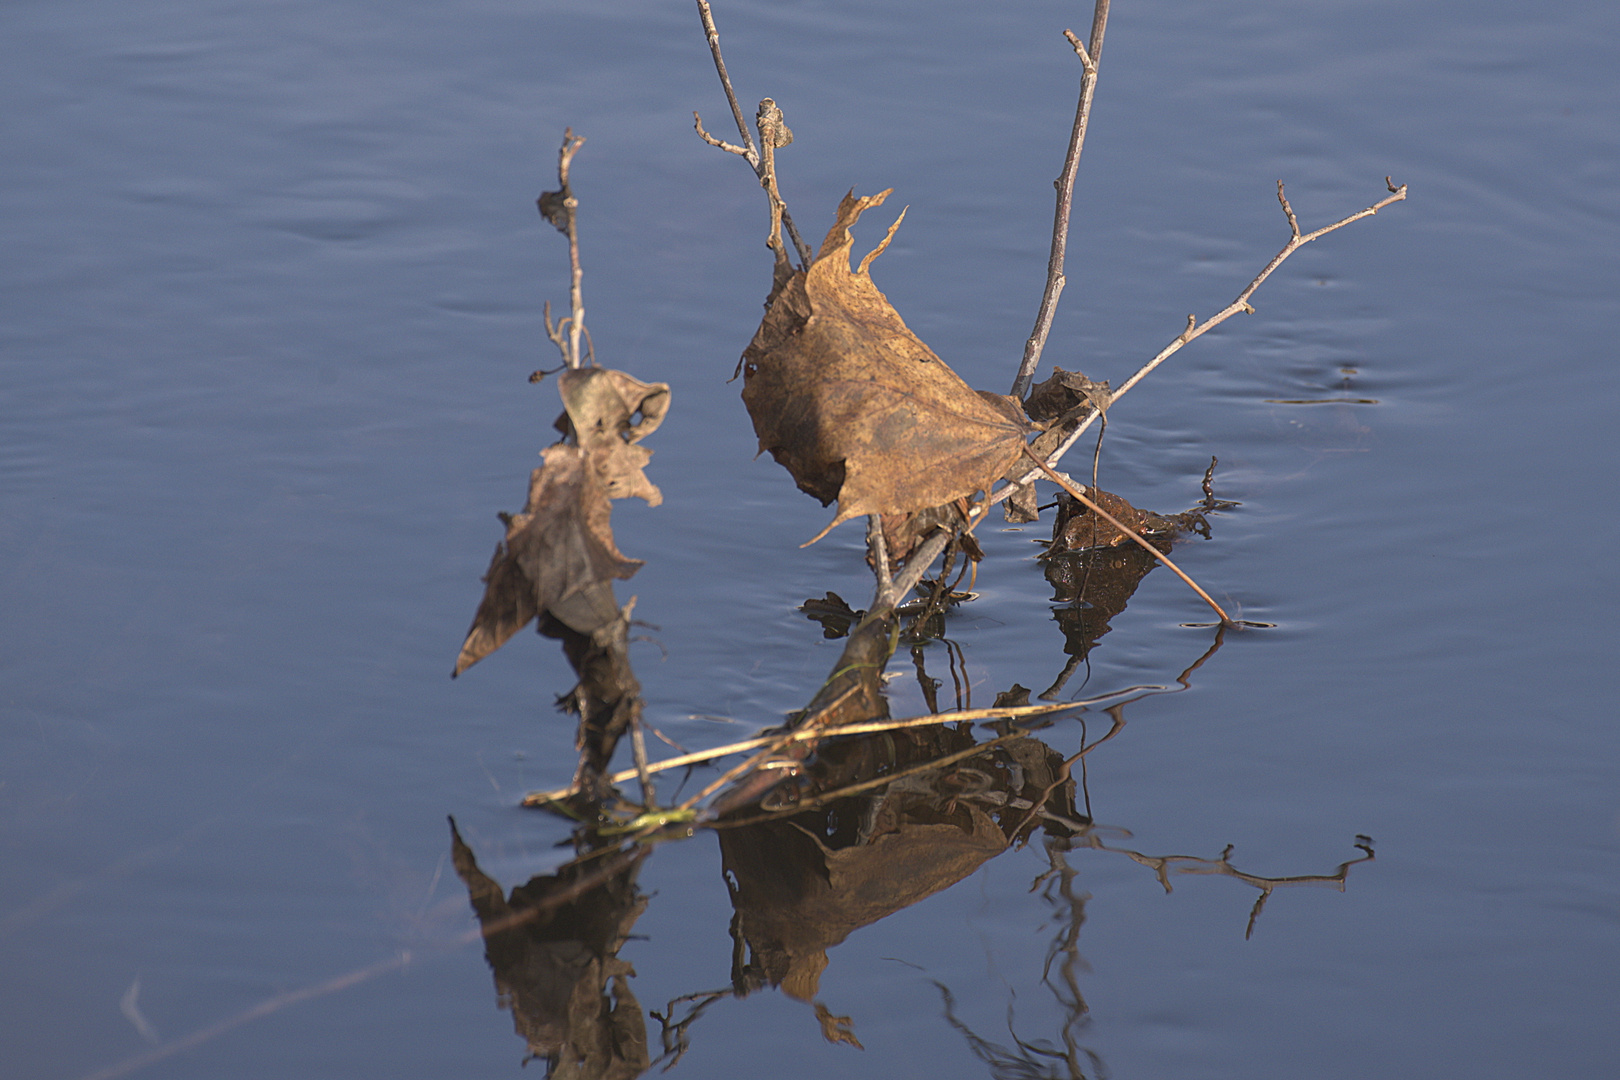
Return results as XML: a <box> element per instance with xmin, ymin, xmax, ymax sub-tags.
<box><xmin>4</xmin><ymin>1</ymin><xmax>1618</xmax><ymax>1077</ymax></box>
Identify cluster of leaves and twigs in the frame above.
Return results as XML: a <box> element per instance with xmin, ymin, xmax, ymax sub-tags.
<box><xmin>455</xmin><ymin>0</ymin><xmax>1404</xmax><ymax>825</ymax></box>
<box><xmin>432</xmin><ymin>3</ymin><xmax>1405</xmax><ymax>1069</ymax></box>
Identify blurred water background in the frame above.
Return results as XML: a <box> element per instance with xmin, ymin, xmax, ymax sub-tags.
<box><xmin>3</xmin><ymin>1</ymin><xmax>1617</xmax><ymax>1077</ymax></box>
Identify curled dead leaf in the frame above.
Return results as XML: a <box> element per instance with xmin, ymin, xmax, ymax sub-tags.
<box><xmin>453</xmin><ymin>366</ymin><xmax>668</xmax><ymax>677</ymax></box>
<box><xmin>740</xmin><ymin>189</ymin><xmax>1032</xmax><ymax>544</ymax></box>
<box><xmin>557</xmin><ymin>366</ymin><xmax>669</xmax><ymax>506</ymax></box>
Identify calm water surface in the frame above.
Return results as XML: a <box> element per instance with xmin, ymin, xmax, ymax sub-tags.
<box><xmin>4</xmin><ymin>1</ymin><xmax>1618</xmax><ymax>1077</ymax></box>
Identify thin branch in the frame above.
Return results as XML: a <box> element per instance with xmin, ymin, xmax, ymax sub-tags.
<box><xmin>994</xmin><ymin>177</ymin><xmax>1408</xmax><ymax>502</ymax></box>
<box><xmin>693</xmin><ymin>112</ymin><xmax>749</xmax><ymax>157</ymax></box>
<box><xmin>537</xmin><ymin>129</ymin><xmax>589</xmax><ymax>369</ymax></box>
<box><xmin>695</xmin><ymin>0</ymin><xmax>759</xmax><ymax>165</ymax></box>
<box><xmin>519</xmin><ymin>689</ymin><xmax>1160</xmax><ymax>808</ymax></box>
<box><xmin>692</xmin><ymin>1</ymin><xmax>813</xmax><ymax>267</ymax></box>
<box><xmin>1010</xmin><ymin>0</ymin><xmax>1111</xmax><ymax>400</ymax></box>
<box><xmin>542</xmin><ymin>300</ymin><xmax>570</xmax><ymax>366</ymax></box>
<box><xmin>1021</xmin><ymin>444</ymin><xmax>1236</xmax><ymax>627</ymax></box>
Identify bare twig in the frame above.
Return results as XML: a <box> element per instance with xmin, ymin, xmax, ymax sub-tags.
<box><xmin>994</xmin><ymin>178</ymin><xmax>1408</xmax><ymax>501</ymax></box>
<box><xmin>693</xmin><ymin>1</ymin><xmax>813</xmax><ymax>266</ymax></box>
<box><xmin>1021</xmin><ymin>444</ymin><xmax>1236</xmax><ymax>627</ymax></box>
<box><xmin>537</xmin><ymin>129</ymin><xmax>589</xmax><ymax>369</ymax></box>
<box><xmin>1010</xmin><ymin>0</ymin><xmax>1111</xmax><ymax>400</ymax></box>
<box><xmin>695</xmin><ymin>0</ymin><xmax>758</xmax><ymax>162</ymax></box>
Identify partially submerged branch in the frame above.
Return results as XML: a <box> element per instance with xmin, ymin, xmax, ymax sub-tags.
<box><xmin>521</xmin><ymin>684</ymin><xmax>1154</xmax><ymax>809</ymax></box>
<box><xmin>1011</xmin><ymin>0</ymin><xmax>1112</xmax><ymax>400</ymax></box>
<box><xmin>995</xmin><ymin>177</ymin><xmax>1408</xmax><ymax>501</ymax></box>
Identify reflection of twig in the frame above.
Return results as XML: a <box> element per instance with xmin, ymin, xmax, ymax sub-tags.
<box><xmin>651</xmin><ymin>987</ymin><xmax>731</xmax><ymax>1071</ymax></box>
<box><xmin>1068</xmin><ymin>833</ymin><xmax>1377</xmax><ymax>939</ymax></box>
<box><xmin>1032</xmin><ymin>841</ymin><xmax>1091</xmax><ymax>1043</ymax></box>
<box><xmin>1011</xmin><ymin>1</ymin><xmax>1112</xmax><ymax>399</ymax></box>
<box><xmin>935</xmin><ymin>980</ymin><xmax>1104</xmax><ymax>1080</ymax></box>
<box><xmin>75</xmin><ymin>953</ymin><xmax>417</xmax><ymax>1080</ymax></box>
<box><xmin>996</xmin><ymin>178</ymin><xmax>1408</xmax><ymax>500</ymax></box>
<box><xmin>692</xmin><ymin>1</ymin><xmax>813</xmax><ymax>267</ymax></box>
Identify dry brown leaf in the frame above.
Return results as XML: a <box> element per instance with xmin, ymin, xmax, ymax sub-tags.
<box><xmin>557</xmin><ymin>366</ymin><xmax>668</xmax><ymax>506</ymax></box>
<box><xmin>453</xmin><ymin>367</ymin><xmax>668</xmax><ymax>677</ymax></box>
<box><xmin>453</xmin><ymin>444</ymin><xmax>639</xmax><ymax>676</ymax></box>
<box><xmin>740</xmin><ymin>189</ymin><xmax>1032</xmax><ymax>544</ymax></box>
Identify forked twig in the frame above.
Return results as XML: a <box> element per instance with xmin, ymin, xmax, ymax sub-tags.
<box><xmin>1021</xmin><ymin>444</ymin><xmax>1236</xmax><ymax>627</ymax></box>
<box><xmin>995</xmin><ymin>178</ymin><xmax>1408</xmax><ymax>500</ymax></box>
<box><xmin>1011</xmin><ymin>0</ymin><xmax>1111</xmax><ymax>399</ymax></box>
<box><xmin>1073</xmin><ymin>834</ymin><xmax>1377</xmax><ymax>939</ymax></box>
<box><xmin>693</xmin><ymin>1</ymin><xmax>814</xmax><ymax>266</ymax></box>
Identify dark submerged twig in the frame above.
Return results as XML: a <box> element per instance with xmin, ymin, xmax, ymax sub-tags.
<box><xmin>1010</xmin><ymin>1</ymin><xmax>1111</xmax><ymax>400</ymax></box>
<box><xmin>995</xmin><ymin>177</ymin><xmax>1408</xmax><ymax>501</ymax></box>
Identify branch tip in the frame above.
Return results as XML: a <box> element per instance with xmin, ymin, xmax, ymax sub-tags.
<box><xmin>1010</xmin><ymin>0</ymin><xmax>1112</xmax><ymax>399</ymax></box>
<box><xmin>1276</xmin><ymin>180</ymin><xmax>1300</xmax><ymax>237</ymax></box>
<box><xmin>694</xmin><ymin>112</ymin><xmax>748</xmax><ymax>156</ymax></box>
<box><xmin>1062</xmin><ymin>28</ymin><xmax>1092</xmax><ymax>66</ymax></box>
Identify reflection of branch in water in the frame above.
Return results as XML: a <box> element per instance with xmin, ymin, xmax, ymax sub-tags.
<box><xmin>934</xmin><ymin>981</ymin><xmax>1106</xmax><ymax>1080</ymax></box>
<box><xmin>1040</xmin><ymin>490</ymin><xmax>1224</xmax><ymax>700</ymax></box>
<box><xmin>1060</xmin><ymin>831</ymin><xmax>1377</xmax><ymax>939</ymax></box>
<box><xmin>1033</xmin><ymin>840</ymin><xmax>1091</xmax><ymax>1031</ymax></box>
<box><xmin>710</xmin><ymin>724</ymin><xmax>1093</xmax><ymax>1049</ymax></box>
<box><xmin>650</xmin><ymin>986</ymin><xmax>730</xmax><ymax>1072</ymax></box>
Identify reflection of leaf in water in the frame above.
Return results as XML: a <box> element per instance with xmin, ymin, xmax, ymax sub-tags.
<box><xmin>1038</xmin><ymin>488</ymin><xmax>1215</xmax><ymax>698</ymax></box>
<box><xmin>449</xmin><ymin>819</ymin><xmax>650</xmax><ymax>1076</ymax></box>
<box><xmin>740</xmin><ymin>189</ymin><xmax>1031</xmax><ymax>543</ymax></box>
<box><xmin>719</xmin><ymin>726</ymin><xmax>1087</xmax><ymax>1010</ymax></box>
<box><xmin>798</xmin><ymin>591</ymin><xmax>864</xmax><ymax>639</ymax></box>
